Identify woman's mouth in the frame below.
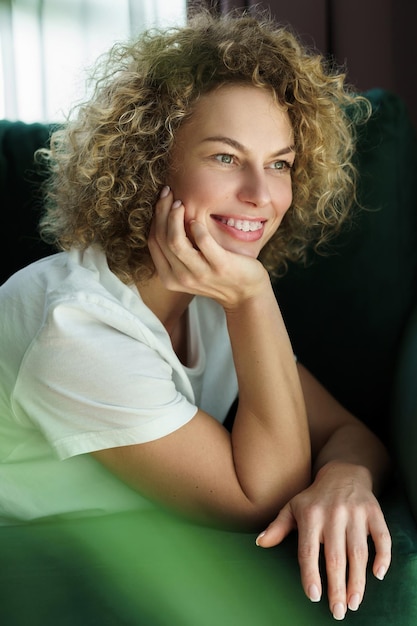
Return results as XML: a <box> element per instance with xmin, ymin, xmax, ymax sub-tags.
<box><xmin>213</xmin><ymin>215</ymin><xmax>265</xmax><ymax>231</ymax></box>
<box><xmin>211</xmin><ymin>215</ymin><xmax>266</xmax><ymax>242</ymax></box>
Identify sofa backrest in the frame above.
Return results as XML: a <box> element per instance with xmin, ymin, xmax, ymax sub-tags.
<box><xmin>0</xmin><ymin>120</ymin><xmax>55</xmax><ymax>285</ymax></box>
<box><xmin>275</xmin><ymin>89</ymin><xmax>417</xmax><ymax>444</ymax></box>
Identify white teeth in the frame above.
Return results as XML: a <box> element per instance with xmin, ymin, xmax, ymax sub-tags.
<box><xmin>220</xmin><ymin>217</ymin><xmax>263</xmax><ymax>232</ymax></box>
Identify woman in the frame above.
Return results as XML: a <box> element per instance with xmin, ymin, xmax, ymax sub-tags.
<box><xmin>0</xmin><ymin>10</ymin><xmax>391</xmax><ymax>620</ymax></box>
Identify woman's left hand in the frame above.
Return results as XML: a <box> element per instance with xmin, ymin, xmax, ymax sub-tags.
<box><xmin>255</xmin><ymin>461</ymin><xmax>392</xmax><ymax>620</ymax></box>
<box><xmin>148</xmin><ymin>186</ymin><xmax>269</xmax><ymax>308</ymax></box>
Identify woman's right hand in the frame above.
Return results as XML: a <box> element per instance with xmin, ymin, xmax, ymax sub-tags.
<box><xmin>148</xmin><ymin>186</ymin><xmax>270</xmax><ymax>309</ymax></box>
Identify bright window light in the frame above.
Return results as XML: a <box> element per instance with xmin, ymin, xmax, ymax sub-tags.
<box><xmin>0</xmin><ymin>0</ymin><xmax>187</xmax><ymax>123</ymax></box>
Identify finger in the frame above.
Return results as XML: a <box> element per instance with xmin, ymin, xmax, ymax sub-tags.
<box><xmin>369</xmin><ymin>513</ymin><xmax>392</xmax><ymax>582</ymax></box>
<box><xmin>164</xmin><ymin>207</ymin><xmax>214</xmax><ymax>289</ymax></box>
<box><xmin>153</xmin><ymin>189</ymin><xmax>196</xmax><ymax>259</ymax></box>
<box><xmin>150</xmin><ymin>186</ymin><xmax>174</xmax><ymax>254</ymax></box>
<box><xmin>148</xmin><ymin>191</ymin><xmax>173</xmax><ymax>276</ymax></box>
<box><xmin>188</xmin><ymin>220</ymin><xmax>224</xmax><ymax>265</ymax></box>
<box><xmin>163</xmin><ymin>203</ymin><xmax>204</xmax><ymax>265</ymax></box>
<box><xmin>345</xmin><ymin>516</ymin><xmax>368</xmax><ymax>613</ymax></box>
<box><xmin>152</xmin><ymin>187</ymin><xmax>176</xmax><ymax>253</ymax></box>
<box><xmin>154</xmin><ymin>184</ymin><xmax>173</xmax><ymax>226</ymax></box>
<box><xmin>323</xmin><ymin>523</ymin><xmax>348</xmax><ymax>621</ymax></box>
<box><xmin>148</xmin><ymin>230</ymin><xmax>172</xmax><ymax>277</ymax></box>
<box><xmin>255</xmin><ymin>504</ymin><xmax>297</xmax><ymax>548</ymax></box>
<box><xmin>296</xmin><ymin>513</ymin><xmax>323</xmax><ymax>605</ymax></box>
<box><xmin>152</xmin><ymin>195</ymin><xmax>206</xmax><ymax>287</ymax></box>
<box><xmin>150</xmin><ymin>188</ymin><xmax>195</xmax><ymax>285</ymax></box>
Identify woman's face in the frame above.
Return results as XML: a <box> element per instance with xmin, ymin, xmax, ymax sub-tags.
<box><xmin>167</xmin><ymin>84</ymin><xmax>295</xmax><ymax>259</ymax></box>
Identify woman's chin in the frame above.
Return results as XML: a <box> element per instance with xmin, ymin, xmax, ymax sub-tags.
<box><xmin>220</xmin><ymin>241</ymin><xmax>261</xmax><ymax>258</ymax></box>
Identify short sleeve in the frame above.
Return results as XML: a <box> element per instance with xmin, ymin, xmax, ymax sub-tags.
<box><xmin>12</xmin><ymin>295</ymin><xmax>198</xmax><ymax>460</ymax></box>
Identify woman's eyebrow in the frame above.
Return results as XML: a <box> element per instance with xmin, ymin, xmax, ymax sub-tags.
<box><xmin>202</xmin><ymin>135</ymin><xmax>295</xmax><ymax>157</ymax></box>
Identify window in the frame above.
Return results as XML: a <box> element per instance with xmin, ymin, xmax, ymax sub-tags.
<box><xmin>0</xmin><ymin>0</ymin><xmax>186</xmax><ymax>122</ymax></box>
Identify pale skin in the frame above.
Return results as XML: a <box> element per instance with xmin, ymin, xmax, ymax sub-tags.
<box><xmin>92</xmin><ymin>84</ymin><xmax>391</xmax><ymax>620</ymax></box>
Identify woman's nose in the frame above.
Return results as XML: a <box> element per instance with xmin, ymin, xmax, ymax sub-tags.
<box><xmin>237</xmin><ymin>167</ymin><xmax>271</xmax><ymax>207</ymax></box>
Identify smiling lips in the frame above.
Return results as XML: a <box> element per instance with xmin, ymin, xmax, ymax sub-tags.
<box><xmin>213</xmin><ymin>215</ymin><xmax>265</xmax><ymax>233</ymax></box>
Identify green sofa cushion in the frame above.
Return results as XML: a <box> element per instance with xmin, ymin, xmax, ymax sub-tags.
<box><xmin>394</xmin><ymin>304</ymin><xmax>417</xmax><ymax>522</ymax></box>
<box><xmin>0</xmin><ymin>495</ymin><xmax>416</xmax><ymax>626</ymax></box>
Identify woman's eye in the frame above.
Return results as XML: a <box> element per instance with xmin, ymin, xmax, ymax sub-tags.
<box><xmin>269</xmin><ymin>160</ymin><xmax>293</xmax><ymax>171</ymax></box>
<box><xmin>215</xmin><ymin>153</ymin><xmax>234</xmax><ymax>164</ymax></box>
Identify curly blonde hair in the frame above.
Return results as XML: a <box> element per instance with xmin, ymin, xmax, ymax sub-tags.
<box><xmin>38</xmin><ymin>9</ymin><xmax>370</xmax><ymax>283</ymax></box>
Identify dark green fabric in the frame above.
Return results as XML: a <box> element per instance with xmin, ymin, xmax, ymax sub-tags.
<box><xmin>0</xmin><ymin>493</ymin><xmax>416</xmax><ymax>626</ymax></box>
<box><xmin>275</xmin><ymin>89</ymin><xmax>417</xmax><ymax>447</ymax></box>
<box><xmin>0</xmin><ymin>120</ymin><xmax>55</xmax><ymax>284</ymax></box>
<box><xmin>394</xmin><ymin>304</ymin><xmax>417</xmax><ymax>523</ymax></box>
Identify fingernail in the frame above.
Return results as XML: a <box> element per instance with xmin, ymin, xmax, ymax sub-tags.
<box><xmin>172</xmin><ymin>199</ymin><xmax>182</xmax><ymax>209</ymax></box>
<box><xmin>376</xmin><ymin>566</ymin><xmax>386</xmax><ymax>581</ymax></box>
<box><xmin>348</xmin><ymin>594</ymin><xmax>360</xmax><ymax>611</ymax></box>
<box><xmin>332</xmin><ymin>602</ymin><xmax>346</xmax><ymax>620</ymax></box>
<box><xmin>255</xmin><ymin>531</ymin><xmax>266</xmax><ymax>546</ymax></box>
<box><xmin>160</xmin><ymin>185</ymin><xmax>170</xmax><ymax>198</ymax></box>
<box><xmin>308</xmin><ymin>584</ymin><xmax>321</xmax><ymax>602</ymax></box>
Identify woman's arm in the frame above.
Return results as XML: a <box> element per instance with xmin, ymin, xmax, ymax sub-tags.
<box><xmin>256</xmin><ymin>363</ymin><xmax>392</xmax><ymax>620</ymax></box>
<box><xmin>93</xmin><ymin>190</ymin><xmax>311</xmax><ymax>529</ymax></box>
<box><xmin>299</xmin><ymin>363</ymin><xmax>391</xmax><ymax>486</ymax></box>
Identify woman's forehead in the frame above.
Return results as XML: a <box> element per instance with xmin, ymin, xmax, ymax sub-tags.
<box><xmin>175</xmin><ymin>84</ymin><xmax>294</xmax><ymax>150</ymax></box>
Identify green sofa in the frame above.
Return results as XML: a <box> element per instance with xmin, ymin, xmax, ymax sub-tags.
<box><xmin>1</xmin><ymin>89</ymin><xmax>417</xmax><ymax>625</ymax></box>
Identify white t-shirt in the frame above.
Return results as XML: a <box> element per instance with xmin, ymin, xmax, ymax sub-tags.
<box><xmin>0</xmin><ymin>246</ymin><xmax>238</xmax><ymax>524</ymax></box>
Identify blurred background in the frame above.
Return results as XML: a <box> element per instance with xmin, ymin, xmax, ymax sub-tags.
<box><xmin>1</xmin><ymin>0</ymin><xmax>416</xmax><ymax>127</ymax></box>
<box><xmin>0</xmin><ymin>0</ymin><xmax>187</xmax><ymax>123</ymax></box>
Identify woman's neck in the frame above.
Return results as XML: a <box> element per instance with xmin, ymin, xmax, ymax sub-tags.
<box><xmin>137</xmin><ymin>274</ymin><xmax>193</xmax><ymax>363</ymax></box>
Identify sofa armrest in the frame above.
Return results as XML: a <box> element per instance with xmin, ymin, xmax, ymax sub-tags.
<box><xmin>393</xmin><ymin>304</ymin><xmax>417</xmax><ymax>523</ymax></box>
